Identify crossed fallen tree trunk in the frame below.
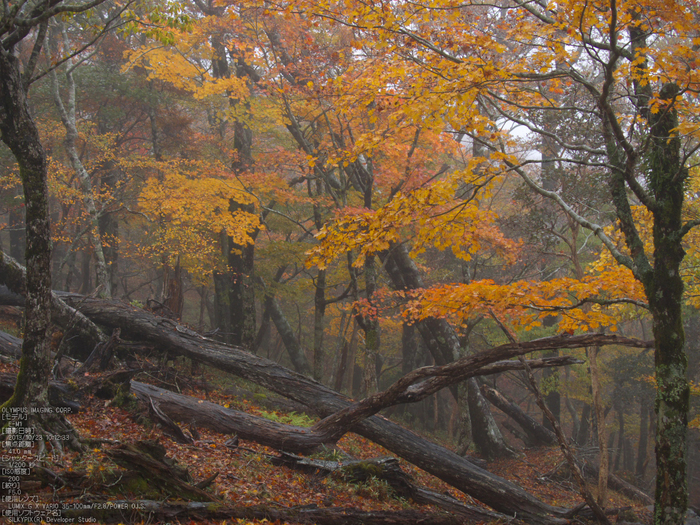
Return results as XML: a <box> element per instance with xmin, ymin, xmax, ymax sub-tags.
<box><xmin>53</xmin><ymin>293</ymin><xmax>652</xmax><ymax>524</ymax></box>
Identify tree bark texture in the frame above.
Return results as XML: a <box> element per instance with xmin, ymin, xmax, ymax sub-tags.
<box><xmin>482</xmin><ymin>385</ymin><xmax>556</xmax><ymax>447</ymax></box>
<box><xmin>8</xmin><ymin>187</ymin><xmax>25</xmax><ymax>264</ymax></box>
<box><xmin>57</xmin><ymin>294</ymin><xmax>650</xmax><ymax>523</ymax></box>
<box><xmin>0</xmin><ymin>49</ymin><xmax>54</xmax><ymax>412</ymax></box>
<box><xmin>467</xmin><ymin>378</ymin><xmax>516</xmax><ymax>459</ymax></box>
<box><xmin>50</xmin><ymin>28</ymin><xmax>111</xmax><ymax>297</ymax></box>
<box><xmin>381</xmin><ymin>242</ymin><xmax>511</xmax><ymax>453</ymax></box>
<box><xmin>266</xmin><ymin>294</ymin><xmax>312</xmax><ymax>376</ymax></box>
<box><xmin>645</xmin><ymin>83</ymin><xmax>689</xmax><ymax>525</ymax></box>
<box><xmin>59</xmin><ymin>499</ymin><xmax>468</xmax><ymax>525</ymax></box>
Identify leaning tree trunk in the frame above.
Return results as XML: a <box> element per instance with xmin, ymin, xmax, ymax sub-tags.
<box><xmin>382</xmin><ymin>242</ymin><xmax>510</xmax><ymax>456</ymax></box>
<box><xmin>467</xmin><ymin>378</ymin><xmax>517</xmax><ymax>459</ymax></box>
<box><xmin>57</xmin><ymin>294</ymin><xmax>650</xmax><ymax>523</ymax></box>
<box><xmin>0</xmin><ymin>49</ymin><xmax>80</xmax><ymax>449</ymax></box>
<box><xmin>59</xmin><ymin>295</ymin><xmax>568</xmax><ymax>522</ymax></box>
<box><xmin>482</xmin><ymin>384</ymin><xmax>556</xmax><ymax>447</ymax></box>
<box><xmin>266</xmin><ymin>293</ymin><xmax>312</xmax><ymax>376</ymax></box>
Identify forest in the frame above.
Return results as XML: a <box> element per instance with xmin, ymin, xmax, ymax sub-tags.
<box><xmin>1</xmin><ymin>0</ymin><xmax>700</xmax><ymax>524</ymax></box>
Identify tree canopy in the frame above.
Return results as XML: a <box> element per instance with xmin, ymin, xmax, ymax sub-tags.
<box><xmin>1</xmin><ymin>0</ymin><xmax>700</xmax><ymax>523</ymax></box>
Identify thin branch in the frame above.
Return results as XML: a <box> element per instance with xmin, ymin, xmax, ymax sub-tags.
<box><xmin>22</xmin><ymin>19</ymin><xmax>47</xmax><ymax>88</ymax></box>
<box><xmin>509</xmin><ymin>162</ymin><xmax>635</xmax><ymax>271</ymax></box>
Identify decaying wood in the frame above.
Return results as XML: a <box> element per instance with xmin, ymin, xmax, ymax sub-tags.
<box><xmin>0</xmin><ymin>304</ymin><xmax>22</xmax><ymax>327</ymax></box>
<box><xmin>59</xmin><ymin>500</ymin><xmax>467</xmax><ymax>524</ymax></box>
<box><xmin>55</xmin><ymin>294</ymin><xmax>652</xmax><ymax>523</ymax></box>
<box><xmin>105</xmin><ymin>440</ymin><xmax>215</xmax><ymax>502</ymax></box>
<box><xmin>0</xmin><ymin>330</ymin><xmax>21</xmax><ymax>358</ymax></box>
<box><xmin>6</xmin><ymin>291</ymin><xmax>650</xmax><ymax>524</ymax></box>
<box><xmin>130</xmin><ymin>381</ymin><xmax>328</xmax><ymax>453</ymax></box>
<box><xmin>481</xmin><ymin>384</ymin><xmax>557</xmax><ymax>447</ymax></box>
<box><xmin>0</xmin><ymin>450</ymin><xmax>471</xmax><ymax>524</ymax></box>
<box><xmin>127</xmin><ymin>368</ymin><xmax>574</xmax><ymax>455</ymax></box>
<box><xmin>0</xmin><ymin>254</ymin><xmax>106</xmax><ymax>356</ymax></box>
<box><xmin>146</xmin><ymin>395</ymin><xmax>195</xmax><ymax>445</ymax></box>
<box><xmin>0</xmin><ymin>284</ymin><xmax>24</xmax><ymax>306</ymax></box>
<box><xmin>74</xmin><ymin>328</ymin><xmax>120</xmax><ymax>374</ymax></box>
<box><xmin>0</xmin><ymin>372</ymin><xmax>79</xmax><ymax>412</ymax></box>
<box><xmin>272</xmin><ymin>452</ymin><xmax>514</xmax><ymax>524</ymax></box>
<box><xmin>604</xmin><ymin>472</ymin><xmax>654</xmax><ymax>507</ymax></box>
<box><xmin>0</xmin><ymin>327</ymin><xmax>643</xmax><ymax>524</ymax></box>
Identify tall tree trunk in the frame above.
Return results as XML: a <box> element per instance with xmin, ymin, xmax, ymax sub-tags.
<box><xmin>97</xmin><ymin>167</ymin><xmax>120</xmax><ymax>296</ymax></box>
<box><xmin>161</xmin><ymin>255</ymin><xmax>184</xmax><ymax>319</ymax></box>
<box><xmin>576</xmin><ymin>402</ymin><xmax>592</xmax><ymax>446</ymax></box>
<box><xmin>614</xmin><ymin>403</ymin><xmax>625</xmax><ymax>472</ymax></box>
<box><xmin>213</xmin><ymin>268</ymin><xmax>231</xmax><ymax>341</ymax></box>
<box><xmin>541</xmin><ymin>351</ymin><xmax>561</xmax><ymax>431</ymax></box>
<box><xmin>396</xmin><ymin>322</ymin><xmax>418</xmax><ymax>420</ymax></box>
<box><xmin>588</xmin><ymin>346</ymin><xmax>609</xmax><ymax>506</ymax></box>
<box><xmin>563</xmin><ymin>391</ymin><xmax>580</xmax><ymax>442</ymax></box>
<box><xmin>225</xmin><ymin>201</ymin><xmax>256</xmax><ymax>348</ymax></box>
<box><xmin>0</xmin><ymin>47</ymin><xmax>79</xmax><ymax>448</ymax></box>
<box><xmin>313</xmin><ymin>268</ymin><xmax>326</xmax><ymax>381</ymax></box>
<box><xmin>8</xmin><ymin>186</ymin><xmax>25</xmax><ymax>264</ymax></box>
<box><xmin>0</xmin><ymin>50</ymin><xmax>52</xmax><ymax>408</ymax></box>
<box><xmin>382</xmin><ymin>243</ymin><xmax>510</xmax><ymax>455</ymax></box>
<box><xmin>50</xmin><ymin>25</ymin><xmax>110</xmax><ymax>298</ymax></box>
<box><xmin>252</xmin><ymin>301</ymin><xmax>271</xmax><ymax>355</ymax></box>
<box><xmin>79</xmin><ymin>247</ymin><xmax>91</xmax><ymax>294</ymax></box>
<box><xmin>636</xmin><ymin>395</ymin><xmax>651</xmax><ymax>482</ymax></box>
<box><xmin>644</xmin><ymin>84</ymin><xmax>689</xmax><ymax>525</ymax></box>
<box><xmin>362</xmin><ymin>254</ymin><xmax>380</xmax><ymax>395</ymax></box>
<box><xmin>467</xmin><ymin>377</ymin><xmax>517</xmax><ymax>459</ymax></box>
<box><xmin>209</xmin><ymin>38</ymin><xmax>258</xmax><ymax>348</ymax></box>
<box><xmin>266</xmin><ymin>294</ymin><xmax>311</xmax><ymax>376</ymax></box>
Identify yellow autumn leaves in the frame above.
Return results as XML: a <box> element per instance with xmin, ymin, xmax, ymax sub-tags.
<box><xmin>138</xmin><ymin>160</ymin><xmax>260</xmax><ymax>283</ymax></box>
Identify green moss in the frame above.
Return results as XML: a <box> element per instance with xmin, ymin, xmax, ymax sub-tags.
<box><xmin>115</xmin><ymin>474</ymin><xmax>162</xmax><ymax>499</ymax></box>
<box><xmin>111</xmin><ymin>384</ymin><xmax>139</xmax><ymax>411</ymax></box>
<box><xmin>258</xmin><ymin>409</ymin><xmax>315</xmax><ymax>427</ymax></box>
<box><xmin>339</xmin><ymin>462</ymin><xmax>384</xmax><ymax>481</ymax></box>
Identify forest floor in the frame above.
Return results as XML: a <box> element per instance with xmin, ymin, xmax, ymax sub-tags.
<box><xmin>0</xmin><ymin>356</ymin><xmax>653</xmax><ymax>525</ymax></box>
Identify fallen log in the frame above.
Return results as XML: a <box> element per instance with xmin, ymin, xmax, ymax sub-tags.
<box><xmin>131</xmin><ymin>381</ymin><xmax>327</xmax><ymax>453</ymax></box>
<box><xmin>57</xmin><ymin>295</ymin><xmax>651</xmax><ymax>523</ymax></box>
<box><xmin>58</xmin><ymin>500</ymin><xmax>467</xmax><ymax>524</ymax></box>
<box><xmin>0</xmin><ymin>253</ymin><xmax>106</xmax><ymax>357</ymax></box>
<box><xmin>0</xmin><ymin>330</ymin><xmax>21</xmax><ymax>358</ymax></box>
<box><xmin>272</xmin><ymin>452</ymin><xmax>513</xmax><ymax>524</ymax></box>
<box><xmin>0</xmin><ymin>372</ymin><xmax>80</xmax><ymax>412</ymax></box>
<box><xmin>105</xmin><ymin>440</ymin><xmax>215</xmax><ymax>502</ymax></box>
